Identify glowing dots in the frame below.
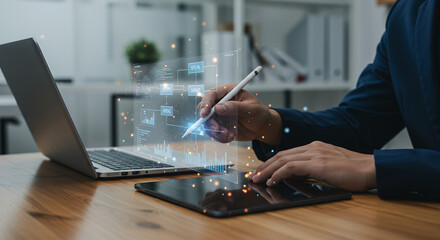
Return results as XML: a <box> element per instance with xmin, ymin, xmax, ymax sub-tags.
<box><xmin>188</xmin><ymin>38</ymin><xmax>192</xmax><ymax>42</ymax></box>
<box><xmin>172</xmin><ymin>157</ymin><xmax>176</xmax><ymax>161</ymax></box>
<box><xmin>214</xmin><ymin>181</ymin><xmax>219</xmax><ymax>186</ymax></box>
<box><xmin>137</xmin><ymin>148</ymin><xmax>140</xmax><ymax>151</ymax></box>
<box><xmin>227</xmin><ymin>192</ymin><xmax>232</xmax><ymax>197</ymax></box>
<box><xmin>209</xmin><ymin>179</ymin><xmax>213</xmax><ymax>182</ymax></box>
<box><xmin>242</xmin><ymin>189</ymin><xmax>248</xmax><ymax>193</ymax></box>
<box><xmin>271</xmin><ymin>149</ymin><xmax>274</xmax><ymax>153</ymax></box>
<box><xmin>121</xmin><ymin>112</ymin><xmax>125</xmax><ymax>116</ymax></box>
<box><xmin>197</xmin><ymin>173</ymin><xmax>200</xmax><ymax>176</ymax></box>
<box><xmin>189</xmin><ymin>151</ymin><xmax>192</xmax><ymax>155</ymax></box>
<box><xmin>143</xmin><ymin>44</ymin><xmax>147</xmax><ymax>48</ymax></box>
<box><xmin>197</xmin><ymin>92</ymin><xmax>203</xmax><ymax>97</ymax></box>
<box><xmin>193</xmin><ymin>17</ymin><xmax>197</xmax><ymax>21</ymax></box>
<box><xmin>244</xmin><ymin>173</ymin><xmax>249</xmax><ymax>178</ymax></box>
<box><xmin>117</xmin><ymin>98</ymin><xmax>121</xmax><ymax>102</ymax></box>
<box><xmin>124</xmin><ymin>116</ymin><xmax>127</xmax><ymax>120</ymax></box>
<box><xmin>284</xmin><ymin>127</ymin><xmax>290</xmax><ymax>134</ymax></box>
<box><xmin>244</xmin><ymin>208</ymin><xmax>248</xmax><ymax>213</ymax></box>
<box><xmin>268</xmin><ymin>104</ymin><xmax>272</xmax><ymax>107</ymax></box>
<box><xmin>224</xmin><ymin>186</ymin><xmax>227</xmax><ymax>190</ymax></box>
<box><xmin>122</xmin><ymin>139</ymin><xmax>126</xmax><ymax>143</ymax></box>
<box><xmin>131</xmin><ymin>118</ymin><xmax>134</xmax><ymax>122</ymax></box>
<box><xmin>192</xmin><ymin>184</ymin><xmax>195</xmax><ymax>187</ymax></box>
<box><xmin>233</xmin><ymin>125</ymin><xmax>237</xmax><ymax>129</ymax></box>
<box><xmin>262</xmin><ymin>136</ymin><xmax>265</xmax><ymax>139</ymax></box>
<box><xmin>271</xmin><ymin>64</ymin><xmax>276</xmax><ymax>69</ymax></box>
<box><xmin>130</xmin><ymin>133</ymin><xmax>134</xmax><ymax>137</ymax></box>
<box><xmin>257</xmin><ymin>171</ymin><xmax>261</xmax><ymax>175</ymax></box>
<box><xmin>255</xmin><ymin>93</ymin><xmax>259</xmax><ymax>96</ymax></box>
<box><xmin>246</xmin><ymin>163</ymin><xmax>250</xmax><ymax>166</ymax></box>
<box><xmin>203</xmin><ymin>209</ymin><xmax>207</xmax><ymax>213</ymax></box>
<box><xmin>212</xmin><ymin>57</ymin><xmax>218</xmax><ymax>63</ymax></box>
<box><xmin>165</xmin><ymin>64</ymin><xmax>168</xmax><ymax>68</ymax></box>
<box><xmin>216</xmin><ymin>74</ymin><xmax>219</xmax><ymax>77</ymax></box>
<box><xmin>39</xmin><ymin>34</ymin><xmax>45</xmax><ymax>39</ymax></box>
<box><xmin>181</xmin><ymin>93</ymin><xmax>183</xmax><ymax>96</ymax></box>
<box><xmin>247</xmin><ymin>146</ymin><xmax>251</xmax><ymax>150</ymax></box>
<box><xmin>303</xmin><ymin>106</ymin><xmax>308</xmax><ymax>111</ymax></box>
<box><xmin>171</xmin><ymin>44</ymin><xmax>176</xmax><ymax>49</ymax></box>
<box><xmin>201</xmin><ymin>21</ymin><xmax>207</xmax><ymax>27</ymax></box>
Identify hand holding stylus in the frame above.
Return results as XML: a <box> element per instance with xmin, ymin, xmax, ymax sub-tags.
<box><xmin>195</xmin><ymin>67</ymin><xmax>283</xmax><ymax>145</ymax></box>
<box><xmin>183</xmin><ymin>66</ymin><xmax>264</xmax><ymax>139</ymax></box>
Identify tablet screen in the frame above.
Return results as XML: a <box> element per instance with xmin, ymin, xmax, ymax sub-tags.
<box><xmin>135</xmin><ymin>172</ymin><xmax>351</xmax><ymax>217</ymax></box>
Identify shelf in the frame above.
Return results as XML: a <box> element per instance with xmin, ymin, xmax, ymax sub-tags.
<box><xmin>245</xmin><ymin>81</ymin><xmax>353</xmax><ymax>92</ymax></box>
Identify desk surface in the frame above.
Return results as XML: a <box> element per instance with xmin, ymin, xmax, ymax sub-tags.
<box><xmin>1</xmin><ymin>150</ymin><xmax>439</xmax><ymax>240</ymax></box>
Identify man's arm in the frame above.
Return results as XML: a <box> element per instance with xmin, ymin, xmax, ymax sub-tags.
<box><xmin>253</xmin><ymin>31</ymin><xmax>405</xmax><ymax>160</ymax></box>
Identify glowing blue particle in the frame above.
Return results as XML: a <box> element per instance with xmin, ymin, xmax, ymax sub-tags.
<box><xmin>303</xmin><ymin>106</ymin><xmax>308</xmax><ymax>111</ymax></box>
<box><xmin>174</xmin><ymin>169</ymin><xmax>177</xmax><ymax>172</ymax></box>
<box><xmin>284</xmin><ymin>127</ymin><xmax>290</xmax><ymax>134</ymax></box>
<box><xmin>172</xmin><ymin>157</ymin><xmax>177</xmax><ymax>161</ymax></box>
<box><xmin>163</xmin><ymin>171</ymin><xmax>166</xmax><ymax>173</ymax></box>
<box><xmin>122</xmin><ymin>139</ymin><xmax>126</xmax><ymax>143</ymax></box>
<box><xmin>271</xmin><ymin>149</ymin><xmax>274</xmax><ymax>153</ymax></box>
<box><xmin>256</xmin><ymin>194</ymin><xmax>259</xmax><ymax>197</ymax></box>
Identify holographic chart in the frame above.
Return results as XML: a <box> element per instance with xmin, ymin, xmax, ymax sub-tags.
<box><xmin>133</xmin><ymin>51</ymin><xmax>239</xmax><ymax>181</ymax></box>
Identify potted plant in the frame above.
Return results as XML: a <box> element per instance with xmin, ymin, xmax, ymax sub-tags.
<box><xmin>125</xmin><ymin>38</ymin><xmax>161</xmax><ymax>65</ymax></box>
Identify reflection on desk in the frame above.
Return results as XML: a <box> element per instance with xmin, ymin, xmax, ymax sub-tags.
<box><xmin>0</xmin><ymin>150</ymin><xmax>439</xmax><ymax>239</ymax></box>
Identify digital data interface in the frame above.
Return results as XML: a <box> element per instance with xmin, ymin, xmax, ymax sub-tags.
<box><xmin>133</xmin><ymin>51</ymin><xmax>239</xmax><ymax>180</ymax></box>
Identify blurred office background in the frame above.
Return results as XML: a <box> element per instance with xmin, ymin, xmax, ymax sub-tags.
<box><xmin>0</xmin><ymin>0</ymin><xmax>410</xmax><ymax>154</ymax></box>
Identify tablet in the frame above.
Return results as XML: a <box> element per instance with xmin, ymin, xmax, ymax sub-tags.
<box><xmin>134</xmin><ymin>172</ymin><xmax>351</xmax><ymax>218</ymax></box>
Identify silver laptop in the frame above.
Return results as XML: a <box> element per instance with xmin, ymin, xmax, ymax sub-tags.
<box><xmin>0</xmin><ymin>38</ymin><xmax>207</xmax><ymax>178</ymax></box>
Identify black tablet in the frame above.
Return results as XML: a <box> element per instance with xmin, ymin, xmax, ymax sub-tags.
<box><xmin>135</xmin><ymin>172</ymin><xmax>351</xmax><ymax>218</ymax></box>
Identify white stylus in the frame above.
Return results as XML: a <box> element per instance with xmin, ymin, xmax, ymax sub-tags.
<box><xmin>182</xmin><ymin>66</ymin><xmax>263</xmax><ymax>139</ymax></box>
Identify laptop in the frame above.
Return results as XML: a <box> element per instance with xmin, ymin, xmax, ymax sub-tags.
<box><xmin>0</xmin><ymin>38</ymin><xmax>212</xmax><ymax>178</ymax></box>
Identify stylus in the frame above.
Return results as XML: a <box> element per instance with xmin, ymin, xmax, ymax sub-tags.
<box><xmin>182</xmin><ymin>66</ymin><xmax>263</xmax><ymax>139</ymax></box>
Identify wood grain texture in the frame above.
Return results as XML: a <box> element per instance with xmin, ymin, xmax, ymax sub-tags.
<box><xmin>0</xmin><ymin>149</ymin><xmax>439</xmax><ymax>240</ymax></box>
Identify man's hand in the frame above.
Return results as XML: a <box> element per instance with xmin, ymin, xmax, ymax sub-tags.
<box><xmin>250</xmin><ymin>141</ymin><xmax>377</xmax><ymax>192</ymax></box>
<box><xmin>198</xmin><ymin>83</ymin><xmax>282</xmax><ymax>145</ymax></box>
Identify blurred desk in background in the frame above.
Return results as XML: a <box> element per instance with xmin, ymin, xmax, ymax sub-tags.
<box><xmin>1</xmin><ymin>147</ymin><xmax>440</xmax><ymax>239</ymax></box>
<box><xmin>0</xmin><ymin>95</ymin><xmax>20</xmax><ymax>154</ymax></box>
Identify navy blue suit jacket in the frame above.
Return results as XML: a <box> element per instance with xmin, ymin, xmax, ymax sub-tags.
<box><xmin>253</xmin><ymin>0</ymin><xmax>440</xmax><ymax>199</ymax></box>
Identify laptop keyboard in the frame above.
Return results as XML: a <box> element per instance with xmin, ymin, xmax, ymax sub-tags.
<box><xmin>87</xmin><ymin>150</ymin><xmax>174</xmax><ymax>171</ymax></box>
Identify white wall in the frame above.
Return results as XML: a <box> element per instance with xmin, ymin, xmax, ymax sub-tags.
<box><xmin>0</xmin><ymin>0</ymin><xmax>201</xmax><ymax>84</ymax></box>
<box><xmin>74</xmin><ymin>1</ymin><xmax>201</xmax><ymax>83</ymax></box>
<box><xmin>0</xmin><ymin>0</ymin><xmax>75</xmax><ymax>82</ymax></box>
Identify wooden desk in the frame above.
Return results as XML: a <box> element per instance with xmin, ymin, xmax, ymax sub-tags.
<box><xmin>1</xmin><ymin>150</ymin><xmax>439</xmax><ymax>239</ymax></box>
